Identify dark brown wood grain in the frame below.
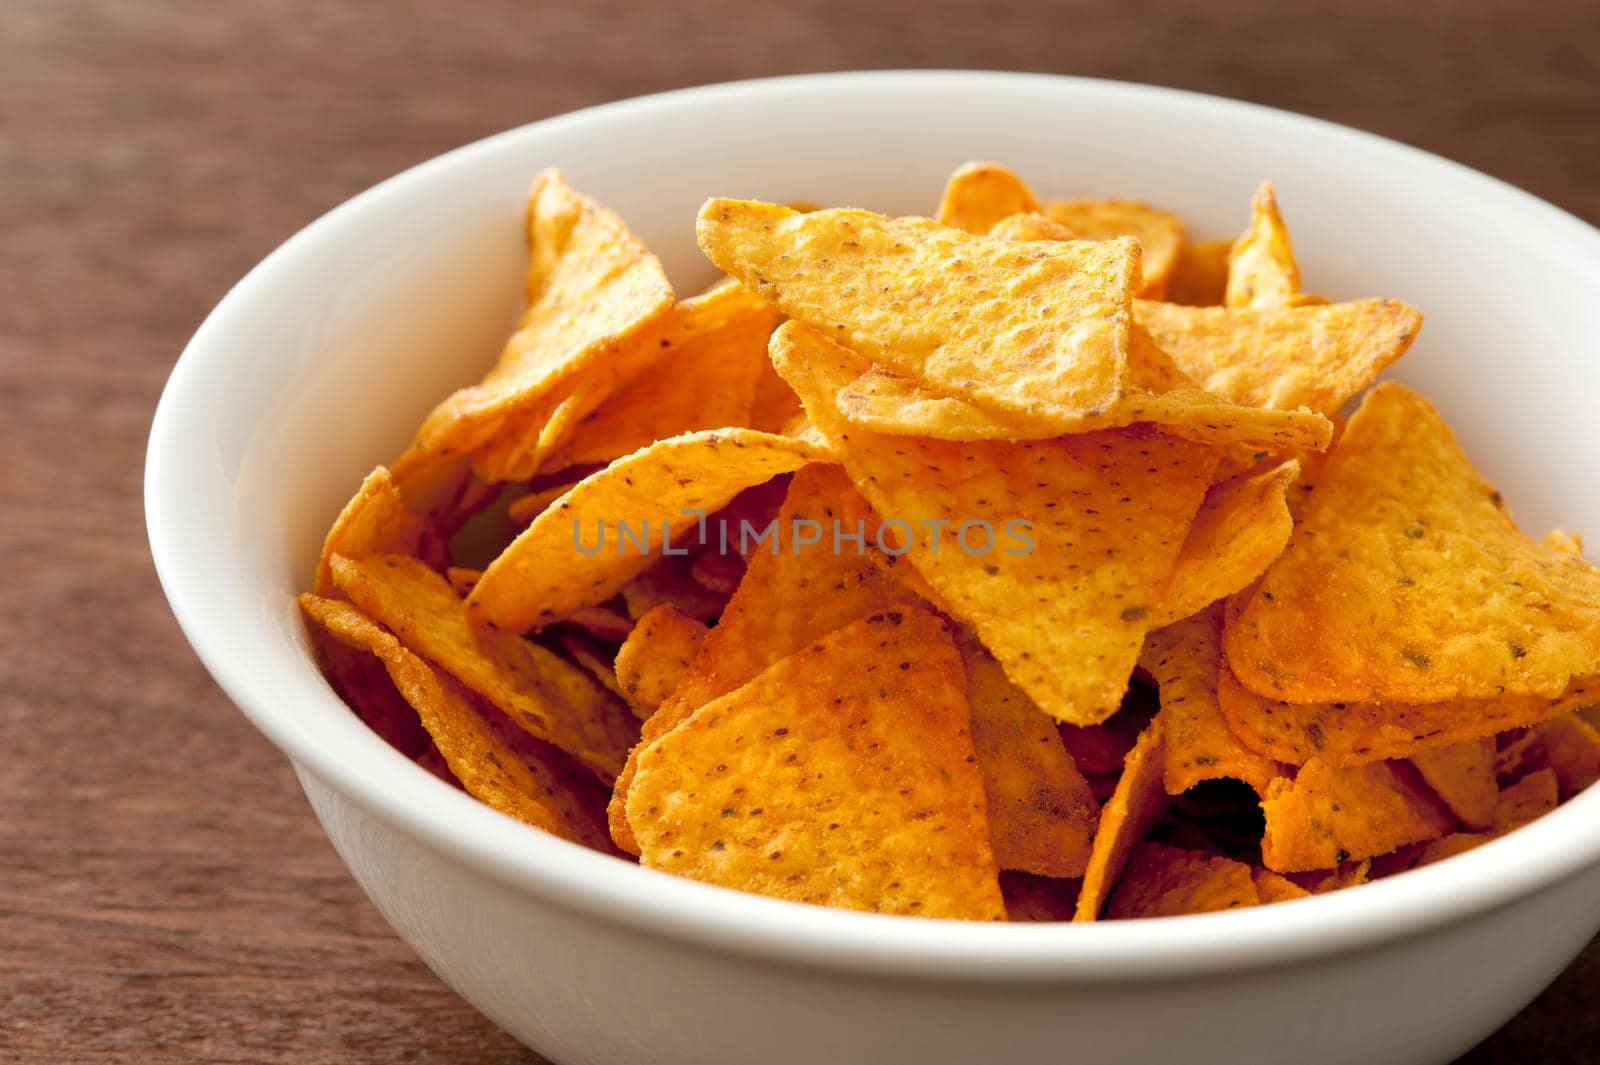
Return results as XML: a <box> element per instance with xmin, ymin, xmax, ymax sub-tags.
<box><xmin>4</xmin><ymin>1</ymin><xmax>1598</xmax><ymax>1061</ymax></box>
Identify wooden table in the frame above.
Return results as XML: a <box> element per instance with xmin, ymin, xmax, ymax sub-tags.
<box><xmin>5</xmin><ymin>1</ymin><xmax>1598</xmax><ymax>1060</ymax></box>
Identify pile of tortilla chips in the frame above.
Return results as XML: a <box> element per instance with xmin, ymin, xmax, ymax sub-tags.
<box><xmin>300</xmin><ymin>163</ymin><xmax>1600</xmax><ymax>922</ymax></box>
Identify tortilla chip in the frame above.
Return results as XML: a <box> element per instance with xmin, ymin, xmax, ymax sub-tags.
<box><xmin>627</xmin><ymin>608</ymin><xmax>1006</xmax><ymax>919</ymax></box>
<box><xmin>620</xmin><ymin>556</ymin><xmax>729</xmax><ymax>623</ymax></box>
<box><xmin>542</xmin><ymin>279</ymin><xmax>782</xmax><ymax>471</ymax></box>
<box><xmin>1000</xmin><ymin>872</ymin><xmax>1081</xmax><ymax>921</ymax></box>
<box><xmin>1143</xmin><ymin>606</ymin><xmax>1286</xmax><ymax>796</ymax></box>
<box><xmin>1497</xmin><ymin>767</ymin><xmax>1560</xmax><ymax>829</ymax></box>
<box><xmin>391</xmin><ymin>170</ymin><xmax>673</xmax><ymax>486</ymax></box>
<box><xmin>1496</xmin><ymin>715</ymin><xmax>1600</xmax><ymax>798</ymax></box>
<box><xmin>1227</xmin><ymin>384</ymin><xmax>1600</xmax><ymax>703</ymax></box>
<box><xmin>614</xmin><ymin>604</ymin><xmax>708</xmax><ymax>714</ymax></box>
<box><xmin>445</xmin><ymin>566</ymin><xmax>481</xmax><ymax>596</ymax></box>
<box><xmin>565</xmin><ymin>605</ymin><xmax>635</xmax><ymax>643</ymax></box>
<box><xmin>314</xmin><ymin>466</ymin><xmax>436</xmax><ymax>596</ymax></box>
<box><xmin>698</xmin><ymin>199</ymin><xmax>1139</xmax><ymax>429</ymax></box>
<box><xmin>689</xmin><ymin>550</ymin><xmax>745</xmax><ymax>595</ymax></box>
<box><xmin>957</xmin><ymin>630</ymin><xmax>1099</xmax><ymax>878</ymax></box>
<box><xmin>507</xmin><ymin>480</ymin><xmax>584</xmax><ymax>528</ymax></box>
<box><xmin>833</xmin><ymin>358</ymin><xmax>1329</xmax><ymax>453</ymax></box>
<box><xmin>466</xmin><ymin>428</ymin><xmax>830</xmax><ymax>633</ymax></box>
<box><xmin>1137</xmin><ymin>298</ymin><xmax>1421</xmax><ymax>416</ymax></box>
<box><xmin>608</xmin><ymin>464</ymin><xmax>923</xmax><ymax>852</ymax></box>
<box><xmin>773</xmin><ymin>320</ymin><xmax>1216</xmax><ymax>725</ymax></box>
<box><xmin>1409</xmin><ymin>739</ymin><xmax>1497</xmax><ymax>831</ymax></box>
<box><xmin>1043</xmin><ymin>199</ymin><xmax>1186</xmax><ymax>299</ymax></box>
<box><xmin>1216</xmin><ymin>667</ymin><xmax>1600</xmax><ymax>767</ymax></box>
<box><xmin>1260</xmin><ymin>758</ymin><xmax>1456</xmax><ymax>873</ymax></box>
<box><xmin>1287</xmin><ymin>860</ymin><xmax>1371</xmax><ymax>893</ymax></box>
<box><xmin>1166</xmin><ymin>238</ymin><xmax>1232</xmax><ymax>306</ymax></box>
<box><xmin>1545</xmin><ymin>528</ymin><xmax>1584</xmax><ymax>556</ymax></box>
<box><xmin>556</xmin><ymin>634</ymin><xmax>630</xmax><ymax>706</ymax></box>
<box><xmin>329</xmin><ymin>553</ymin><xmax>638</xmax><ymax>780</ymax></box>
<box><xmin>987</xmin><ymin>212</ymin><xmax>1076</xmax><ymax>242</ymax></box>
<box><xmin>1154</xmin><ymin>460</ymin><xmax>1298</xmax><ymax>627</ymax></box>
<box><xmin>1105</xmin><ymin>842</ymin><xmax>1260</xmax><ymax>918</ymax></box>
<box><xmin>1252</xmin><ymin>867</ymin><xmax>1311</xmax><ymax>903</ymax></box>
<box><xmin>1075</xmin><ymin>719</ymin><xmax>1168</xmax><ymax>920</ymax></box>
<box><xmin>299</xmin><ymin>595</ymin><xmax>613</xmax><ymax>851</ymax></box>
<box><xmin>1226</xmin><ymin>182</ymin><xmax>1301</xmax><ymax>310</ymax></box>
<box><xmin>936</xmin><ymin>161</ymin><xmax>1041</xmax><ymax>234</ymax></box>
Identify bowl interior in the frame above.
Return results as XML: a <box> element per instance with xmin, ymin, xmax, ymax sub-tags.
<box><xmin>148</xmin><ymin>71</ymin><xmax>1600</xmax><ymax>973</ymax></box>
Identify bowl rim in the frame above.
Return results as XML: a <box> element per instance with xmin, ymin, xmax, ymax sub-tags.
<box><xmin>147</xmin><ymin>69</ymin><xmax>1600</xmax><ymax>983</ymax></box>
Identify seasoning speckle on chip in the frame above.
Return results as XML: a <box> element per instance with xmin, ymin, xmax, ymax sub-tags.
<box><xmin>300</xmin><ymin>164</ymin><xmax>1600</xmax><ymax>921</ymax></box>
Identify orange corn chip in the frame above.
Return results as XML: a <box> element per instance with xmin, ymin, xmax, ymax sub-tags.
<box><xmin>542</xmin><ymin>279</ymin><xmax>782</xmax><ymax>471</ymax></box>
<box><xmin>1251</xmin><ymin>867</ymin><xmax>1311</xmax><ymax>904</ymax></box>
<box><xmin>1227</xmin><ymin>384</ymin><xmax>1600</xmax><ymax>703</ymax></box>
<box><xmin>1545</xmin><ymin>528</ymin><xmax>1585</xmax><ymax>556</ymax></box>
<box><xmin>1496</xmin><ymin>715</ymin><xmax>1600</xmax><ymax>798</ymax></box>
<box><xmin>936</xmin><ymin>161</ymin><xmax>1041</xmax><ymax>234</ymax></box>
<box><xmin>330</xmin><ymin>553</ymin><xmax>637</xmax><ymax>780</ymax></box>
<box><xmin>1166</xmin><ymin>238</ymin><xmax>1231</xmax><ymax>306</ymax></box>
<box><xmin>1075</xmin><ymin>719</ymin><xmax>1168</xmax><ymax>921</ymax></box>
<box><xmin>1154</xmin><ymin>460</ymin><xmax>1298</xmax><ymax>627</ymax></box>
<box><xmin>1137</xmin><ymin>298</ymin><xmax>1421</xmax><ymax>416</ymax></box>
<box><xmin>698</xmin><ymin>199</ymin><xmax>1139</xmax><ymax>429</ymax></box>
<box><xmin>299</xmin><ymin>595</ymin><xmax>613</xmax><ymax>851</ymax></box>
<box><xmin>1043</xmin><ymin>198</ymin><xmax>1186</xmax><ymax>299</ymax></box>
<box><xmin>507</xmin><ymin>480</ymin><xmax>584</xmax><ymax>528</ymax></box>
<box><xmin>1142</xmin><ymin>606</ymin><xmax>1286</xmax><ymax>796</ymax></box>
<box><xmin>556</xmin><ymin>634</ymin><xmax>631</xmax><ymax>706</ymax></box>
<box><xmin>627</xmin><ymin>608</ymin><xmax>1006</xmax><ymax>920</ymax></box>
<box><xmin>614</xmin><ymin>604</ymin><xmax>708</xmax><ymax>714</ymax></box>
<box><xmin>564</xmin><ymin>605</ymin><xmax>635</xmax><ymax>643</ymax></box>
<box><xmin>987</xmin><ymin>212</ymin><xmax>1077</xmax><ymax>242</ymax></box>
<box><xmin>1105</xmin><ymin>842</ymin><xmax>1260</xmax><ymax>918</ymax></box>
<box><xmin>1410</xmin><ymin>739</ymin><xmax>1497</xmax><ymax>831</ymax></box>
<box><xmin>392</xmin><ymin>170</ymin><xmax>673</xmax><ymax>487</ymax></box>
<box><xmin>1225</xmin><ymin>182</ymin><xmax>1301</xmax><ymax>310</ymax></box>
<box><xmin>1216</xmin><ymin>666</ymin><xmax>1599</xmax><ymax>767</ymax></box>
<box><xmin>445</xmin><ymin>566</ymin><xmax>481</xmax><ymax>596</ymax></box>
<box><xmin>313</xmin><ymin>466</ymin><xmax>436</xmax><ymax>596</ymax></box>
<box><xmin>1495</xmin><ymin>767</ymin><xmax>1560</xmax><ymax>828</ymax></box>
<box><xmin>773</xmin><ymin>320</ymin><xmax>1217</xmax><ymax>725</ymax></box>
<box><xmin>957</xmin><ymin>630</ymin><xmax>1099</xmax><ymax>878</ymax></box>
<box><xmin>1260</xmin><ymin>758</ymin><xmax>1456</xmax><ymax>873</ymax></box>
<box><xmin>1000</xmin><ymin>872</ymin><xmax>1082</xmax><ymax>921</ymax></box>
<box><xmin>688</xmin><ymin>550</ymin><xmax>745</xmax><ymax>595</ymax></box>
<box><xmin>1287</xmin><ymin>860</ymin><xmax>1371</xmax><ymax>894</ymax></box>
<box><xmin>747</xmin><ymin>358</ymin><xmax>805</xmax><ymax>434</ymax></box>
<box><xmin>620</xmin><ymin>556</ymin><xmax>729</xmax><ymax>623</ymax></box>
<box><xmin>467</xmin><ymin>428</ymin><xmax>830</xmax><ymax>633</ymax></box>
<box><xmin>608</xmin><ymin>464</ymin><xmax>922</xmax><ymax>852</ymax></box>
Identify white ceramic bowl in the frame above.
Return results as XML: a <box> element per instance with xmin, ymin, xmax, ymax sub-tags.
<box><xmin>147</xmin><ymin>71</ymin><xmax>1600</xmax><ymax>1065</ymax></box>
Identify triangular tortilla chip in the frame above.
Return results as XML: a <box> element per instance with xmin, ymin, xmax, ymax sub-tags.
<box><xmin>1251</xmin><ymin>867</ymin><xmax>1311</xmax><ymax>903</ymax></box>
<box><xmin>698</xmin><ymin>199</ymin><xmax>1139</xmax><ymax>428</ymax></box>
<box><xmin>957</xmin><ymin>630</ymin><xmax>1099</xmax><ymax>878</ymax></box>
<box><xmin>1496</xmin><ymin>714</ymin><xmax>1600</xmax><ymax>798</ymax></box>
<box><xmin>1260</xmin><ymin>758</ymin><xmax>1456</xmax><ymax>873</ymax></box>
<box><xmin>540</xmin><ymin>279</ymin><xmax>782</xmax><ymax>472</ymax></box>
<box><xmin>1075</xmin><ymin>719</ymin><xmax>1168</xmax><ymax>921</ymax></box>
<box><xmin>1495</xmin><ymin>768</ymin><xmax>1560</xmax><ymax>828</ymax></box>
<box><xmin>1166</xmin><ymin>238</ymin><xmax>1231</xmax><ymax>306</ymax></box>
<box><xmin>1409</xmin><ymin>739</ymin><xmax>1497</xmax><ymax>831</ymax></box>
<box><xmin>1215</xmin><ymin>666</ymin><xmax>1600</xmax><ymax>767</ymax></box>
<box><xmin>1104</xmin><ymin>842</ymin><xmax>1260</xmax><ymax>918</ymax></box>
<box><xmin>1226</xmin><ymin>181</ymin><xmax>1302</xmax><ymax>310</ymax></box>
<box><xmin>330</xmin><ymin>554</ymin><xmax>638</xmax><ymax>780</ymax></box>
<box><xmin>608</xmin><ymin>464</ymin><xmax>922</xmax><ymax>852</ymax></box>
<box><xmin>313</xmin><ymin>466</ymin><xmax>437</xmax><ymax>596</ymax></box>
<box><xmin>467</xmin><ymin>428</ymin><xmax>831</xmax><ymax>633</ymax></box>
<box><xmin>987</xmin><ymin>212</ymin><xmax>1077</xmax><ymax>242</ymax></box>
<box><xmin>299</xmin><ymin>595</ymin><xmax>613</xmax><ymax>852</ymax></box>
<box><xmin>1153</xmin><ymin>460</ymin><xmax>1298</xmax><ymax>627</ymax></box>
<box><xmin>613</xmin><ymin>604</ymin><xmax>707</xmax><ymax>715</ymax></box>
<box><xmin>1227</xmin><ymin>383</ymin><xmax>1600</xmax><ymax>702</ymax></box>
<box><xmin>1001</xmin><ymin>872</ymin><xmax>1081</xmax><ymax>921</ymax></box>
<box><xmin>1142</xmin><ymin>606</ymin><xmax>1286</xmax><ymax>796</ymax></box>
<box><xmin>1137</xmin><ymin>298</ymin><xmax>1421</xmax><ymax>416</ymax></box>
<box><xmin>391</xmin><ymin>170</ymin><xmax>673</xmax><ymax>487</ymax></box>
<box><xmin>772</xmin><ymin>320</ymin><xmax>1217</xmax><ymax>725</ymax></box>
<box><xmin>1043</xmin><ymin>199</ymin><xmax>1186</xmax><ymax>299</ymax></box>
<box><xmin>936</xmin><ymin>161</ymin><xmax>1041</xmax><ymax>234</ymax></box>
<box><xmin>627</xmin><ymin>608</ymin><xmax>1006</xmax><ymax>919</ymax></box>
